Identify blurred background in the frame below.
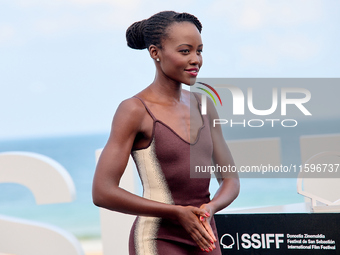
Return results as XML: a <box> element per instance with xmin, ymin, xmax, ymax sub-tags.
<box><xmin>0</xmin><ymin>0</ymin><xmax>339</xmax><ymax>250</ymax></box>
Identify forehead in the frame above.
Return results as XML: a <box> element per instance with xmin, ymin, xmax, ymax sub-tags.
<box><xmin>163</xmin><ymin>21</ymin><xmax>202</xmax><ymax>46</ymax></box>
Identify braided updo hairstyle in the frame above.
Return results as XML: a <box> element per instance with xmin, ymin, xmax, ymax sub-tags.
<box><xmin>126</xmin><ymin>11</ymin><xmax>202</xmax><ymax>50</ymax></box>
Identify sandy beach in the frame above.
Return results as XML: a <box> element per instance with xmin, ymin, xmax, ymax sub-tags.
<box><xmin>0</xmin><ymin>239</ymin><xmax>103</xmax><ymax>255</ymax></box>
<box><xmin>81</xmin><ymin>238</ymin><xmax>103</xmax><ymax>255</ymax></box>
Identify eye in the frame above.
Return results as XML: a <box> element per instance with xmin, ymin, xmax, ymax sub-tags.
<box><xmin>179</xmin><ymin>49</ymin><xmax>190</xmax><ymax>54</ymax></box>
<box><xmin>197</xmin><ymin>49</ymin><xmax>203</xmax><ymax>55</ymax></box>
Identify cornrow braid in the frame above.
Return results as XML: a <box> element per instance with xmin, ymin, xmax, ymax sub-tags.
<box><xmin>173</xmin><ymin>12</ymin><xmax>202</xmax><ymax>33</ymax></box>
<box><xmin>126</xmin><ymin>11</ymin><xmax>202</xmax><ymax>50</ymax></box>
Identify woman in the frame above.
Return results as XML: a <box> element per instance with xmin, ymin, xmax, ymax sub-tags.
<box><xmin>92</xmin><ymin>11</ymin><xmax>239</xmax><ymax>254</ymax></box>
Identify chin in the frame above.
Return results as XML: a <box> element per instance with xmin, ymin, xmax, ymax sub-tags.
<box><xmin>183</xmin><ymin>77</ymin><xmax>197</xmax><ymax>86</ymax></box>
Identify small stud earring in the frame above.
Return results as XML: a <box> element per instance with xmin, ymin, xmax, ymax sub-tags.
<box><xmin>156</xmin><ymin>58</ymin><xmax>160</xmax><ymax>62</ymax></box>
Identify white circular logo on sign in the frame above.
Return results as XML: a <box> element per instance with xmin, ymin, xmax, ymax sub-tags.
<box><xmin>220</xmin><ymin>234</ymin><xmax>235</xmax><ymax>249</ymax></box>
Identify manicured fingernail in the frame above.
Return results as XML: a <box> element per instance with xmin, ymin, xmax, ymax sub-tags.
<box><xmin>210</xmin><ymin>240</ymin><xmax>214</xmax><ymax>244</ymax></box>
<box><xmin>200</xmin><ymin>216</ymin><xmax>204</xmax><ymax>221</ymax></box>
<box><xmin>205</xmin><ymin>212</ymin><xmax>210</xmax><ymax>217</ymax></box>
<box><xmin>205</xmin><ymin>248</ymin><xmax>209</xmax><ymax>252</ymax></box>
<box><xmin>201</xmin><ymin>248</ymin><xmax>204</xmax><ymax>251</ymax></box>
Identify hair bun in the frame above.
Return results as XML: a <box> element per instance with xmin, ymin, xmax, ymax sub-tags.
<box><xmin>126</xmin><ymin>19</ymin><xmax>147</xmax><ymax>50</ymax></box>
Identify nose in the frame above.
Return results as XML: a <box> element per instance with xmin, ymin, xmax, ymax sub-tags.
<box><xmin>190</xmin><ymin>52</ymin><xmax>202</xmax><ymax>65</ymax></box>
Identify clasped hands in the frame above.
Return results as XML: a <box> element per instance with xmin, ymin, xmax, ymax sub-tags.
<box><xmin>176</xmin><ymin>203</ymin><xmax>217</xmax><ymax>252</ymax></box>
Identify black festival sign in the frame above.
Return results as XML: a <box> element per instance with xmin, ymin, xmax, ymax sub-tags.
<box><xmin>214</xmin><ymin>213</ymin><xmax>340</xmax><ymax>254</ymax></box>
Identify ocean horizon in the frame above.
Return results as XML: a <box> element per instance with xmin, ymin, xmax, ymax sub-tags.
<box><xmin>0</xmin><ymin>118</ymin><xmax>339</xmax><ymax>239</ymax></box>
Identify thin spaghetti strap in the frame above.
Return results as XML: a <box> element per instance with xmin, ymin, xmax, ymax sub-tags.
<box><xmin>192</xmin><ymin>92</ymin><xmax>201</xmax><ymax>105</ymax></box>
<box><xmin>192</xmin><ymin>92</ymin><xmax>203</xmax><ymax>114</ymax></box>
<box><xmin>132</xmin><ymin>96</ymin><xmax>157</xmax><ymax>120</ymax></box>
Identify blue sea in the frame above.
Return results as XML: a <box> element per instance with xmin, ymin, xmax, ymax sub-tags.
<box><xmin>0</xmin><ymin>119</ymin><xmax>339</xmax><ymax>239</ymax></box>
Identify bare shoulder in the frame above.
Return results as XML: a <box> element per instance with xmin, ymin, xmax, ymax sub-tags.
<box><xmin>191</xmin><ymin>91</ymin><xmax>202</xmax><ymax>101</ymax></box>
<box><xmin>188</xmin><ymin>91</ymin><xmax>203</xmax><ymax>106</ymax></box>
<box><xmin>116</xmin><ymin>97</ymin><xmax>146</xmax><ymax>116</ymax></box>
<box><xmin>111</xmin><ymin>96</ymin><xmax>147</xmax><ymax>131</ymax></box>
<box><xmin>190</xmin><ymin>91</ymin><xmax>218</xmax><ymax>118</ymax></box>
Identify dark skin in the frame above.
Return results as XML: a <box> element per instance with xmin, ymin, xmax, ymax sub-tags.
<box><xmin>92</xmin><ymin>21</ymin><xmax>240</xmax><ymax>253</ymax></box>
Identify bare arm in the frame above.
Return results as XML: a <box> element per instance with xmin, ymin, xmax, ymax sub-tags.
<box><xmin>92</xmin><ymin>98</ymin><xmax>215</xmax><ymax>251</ymax></box>
<box><xmin>93</xmin><ymin>98</ymin><xmax>180</xmax><ymax>218</ymax></box>
<box><xmin>201</xmin><ymin>97</ymin><xmax>240</xmax><ymax>215</ymax></box>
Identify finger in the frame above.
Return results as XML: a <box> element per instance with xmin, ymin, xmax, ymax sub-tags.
<box><xmin>191</xmin><ymin>230</ymin><xmax>206</xmax><ymax>251</ymax></box>
<box><xmin>202</xmin><ymin>220</ymin><xmax>217</xmax><ymax>243</ymax></box>
<box><xmin>192</xmin><ymin>229</ymin><xmax>214</xmax><ymax>252</ymax></box>
<box><xmin>196</xmin><ymin>223</ymin><xmax>215</xmax><ymax>248</ymax></box>
<box><xmin>200</xmin><ymin>218</ymin><xmax>216</xmax><ymax>241</ymax></box>
<box><xmin>192</xmin><ymin>207</ymin><xmax>211</xmax><ymax>218</ymax></box>
<box><xmin>199</xmin><ymin>214</ymin><xmax>216</xmax><ymax>242</ymax></box>
<box><xmin>192</xmin><ymin>223</ymin><xmax>214</xmax><ymax>250</ymax></box>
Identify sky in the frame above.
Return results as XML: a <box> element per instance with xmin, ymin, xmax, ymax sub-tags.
<box><xmin>1</xmin><ymin>0</ymin><xmax>340</xmax><ymax>140</ymax></box>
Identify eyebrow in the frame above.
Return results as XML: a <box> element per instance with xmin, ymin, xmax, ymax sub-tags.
<box><xmin>177</xmin><ymin>44</ymin><xmax>203</xmax><ymax>48</ymax></box>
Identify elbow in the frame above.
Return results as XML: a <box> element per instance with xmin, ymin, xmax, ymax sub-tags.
<box><xmin>92</xmin><ymin>177</ymin><xmax>109</xmax><ymax>208</ymax></box>
<box><xmin>234</xmin><ymin>177</ymin><xmax>240</xmax><ymax>198</ymax></box>
<box><xmin>92</xmin><ymin>190</ymin><xmax>105</xmax><ymax>208</ymax></box>
<box><xmin>92</xmin><ymin>184</ymin><xmax>110</xmax><ymax>209</ymax></box>
<box><xmin>92</xmin><ymin>192</ymin><xmax>114</xmax><ymax>209</ymax></box>
<box><xmin>235</xmin><ymin>179</ymin><xmax>240</xmax><ymax>200</ymax></box>
<box><xmin>92</xmin><ymin>185</ymin><xmax>120</xmax><ymax>211</ymax></box>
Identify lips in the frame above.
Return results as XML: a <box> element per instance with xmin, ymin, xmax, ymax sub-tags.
<box><xmin>185</xmin><ymin>68</ymin><xmax>199</xmax><ymax>76</ymax></box>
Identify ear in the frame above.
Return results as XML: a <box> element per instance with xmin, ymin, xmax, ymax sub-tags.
<box><xmin>148</xmin><ymin>44</ymin><xmax>160</xmax><ymax>61</ymax></box>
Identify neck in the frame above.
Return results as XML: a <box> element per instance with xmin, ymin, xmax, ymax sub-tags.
<box><xmin>150</xmin><ymin>71</ymin><xmax>183</xmax><ymax>103</ymax></box>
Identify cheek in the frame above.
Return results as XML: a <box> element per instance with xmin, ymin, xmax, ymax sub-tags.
<box><xmin>171</xmin><ymin>54</ymin><xmax>186</xmax><ymax>66</ymax></box>
<box><xmin>164</xmin><ymin>55</ymin><xmax>186</xmax><ymax>71</ymax></box>
<box><xmin>199</xmin><ymin>56</ymin><xmax>203</xmax><ymax>67</ymax></box>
